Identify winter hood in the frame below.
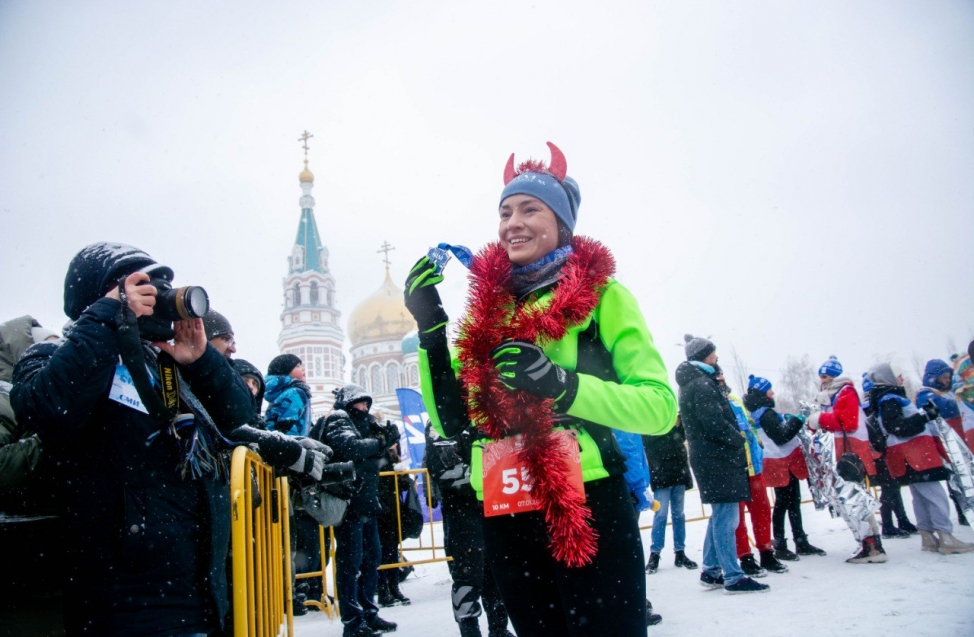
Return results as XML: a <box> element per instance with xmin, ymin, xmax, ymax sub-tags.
<box><xmin>922</xmin><ymin>359</ymin><xmax>953</xmax><ymax>391</ymax></box>
<box><xmin>675</xmin><ymin>360</ymin><xmax>714</xmax><ymax>388</ymax></box>
<box><xmin>231</xmin><ymin>358</ymin><xmax>265</xmax><ymax>409</ymax></box>
<box><xmin>0</xmin><ymin>316</ymin><xmax>44</xmax><ymax>382</ymax></box>
<box><xmin>332</xmin><ymin>383</ymin><xmax>372</xmax><ymax>411</ymax></box>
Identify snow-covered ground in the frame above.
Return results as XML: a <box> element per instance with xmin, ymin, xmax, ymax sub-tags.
<box><xmin>295</xmin><ymin>485</ymin><xmax>974</xmax><ymax>636</ymax></box>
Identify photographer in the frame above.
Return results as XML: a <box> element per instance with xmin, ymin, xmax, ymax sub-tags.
<box><xmin>11</xmin><ymin>242</ymin><xmax>256</xmax><ymax>637</ymax></box>
<box><xmin>311</xmin><ymin>384</ymin><xmax>400</xmax><ymax>637</ymax></box>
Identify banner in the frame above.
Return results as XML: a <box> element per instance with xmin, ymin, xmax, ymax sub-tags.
<box><xmin>395</xmin><ymin>388</ymin><xmax>428</xmax><ymax>469</ymax></box>
<box><xmin>395</xmin><ymin>388</ymin><xmax>440</xmax><ymax>522</ymax></box>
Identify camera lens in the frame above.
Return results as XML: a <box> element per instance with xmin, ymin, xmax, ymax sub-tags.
<box><xmin>174</xmin><ymin>286</ymin><xmax>209</xmax><ymax>320</ymax></box>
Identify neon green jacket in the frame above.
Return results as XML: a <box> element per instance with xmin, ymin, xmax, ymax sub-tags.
<box><xmin>417</xmin><ymin>279</ymin><xmax>677</xmax><ymax>500</ymax></box>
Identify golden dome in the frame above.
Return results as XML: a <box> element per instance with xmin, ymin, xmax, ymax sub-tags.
<box><xmin>347</xmin><ymin>269</ymin><xmax>414</xmax><ymax>346</ymax></box>
<box><xmin>299</xmin><ymin>159</ymin><xmax>314</xmax><ymax>183</ymax></box>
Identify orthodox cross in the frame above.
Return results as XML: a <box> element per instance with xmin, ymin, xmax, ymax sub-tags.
<box><xmin>377</xmin><ymin>241</ymin><xmax>395</xmax><ymax>268</ymax></box>
<box><xmin>298</xmin><ymin>130</ymin><xmax>313</xmax><ymax>159</ymax></box>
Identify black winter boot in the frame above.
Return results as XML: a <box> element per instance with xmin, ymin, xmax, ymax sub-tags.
<box><xmin>882</xmin><ymin>525</ymin><xmax>911</xmax><ymax>539</ymax></box>
<box><xmin>674</xmin><ymin>550</ymin><xmax>698</xmax><ymax>569</ymax></box>
<box><xmin>388</xmin><ymin>575</ymin><xmax>411</xmax><ymax>606</ymax></box>
<box><xmin>739</xmin><ymin>554</ymin><xmax>767</xmax><ymax>578</ymax></box>
<box><xmin>646</xmin><ymin>599</ymin><xmax>662</xmax><ymax>626</ymax></box>
<box><xmin>292</xmin><ymin>591</ymin><xmax>308</xmax><ymax>616</ymax></box>
<box><xmin>759</xmin><ymin>550</ymin><xmax>788</xmax><ymax>573</ymax></box>
<box><xmin>646</xmin><ymin>552</ymin><xmax>660</xmax><ymax>574</ymax></box>
<box><xmin>367</xmin><ymin>615</ymin><xmax>398</xmax><ymax>633</ymax></box>
<box><xmin>897</xmin><ymin>519</ymin><xmax>918</xmax><ymax>535</ymax></box>
<box><xmin>377</xmin><ymin>576</ymin><xmax>397</xmax><ymax>607</ymax></box>
<box><xmin>772</xmin><ymin>538</ymin><xmax>799</xmax><ymax>561</ymax></box>
<box><xmin>794</xmin><ymin>535</ymin><xmax>826</xmax><ymax>556</ymax></box>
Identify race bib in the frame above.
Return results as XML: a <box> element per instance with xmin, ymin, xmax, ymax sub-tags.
<box><xmin>483</xmin><ymin>430</ymin><xmax>584</xmax><ymax>517</ymax></box>
<box><xmin>108</xmin><ymin>362</ymin><xmax>149</xmax><ymax>414</ymax></box>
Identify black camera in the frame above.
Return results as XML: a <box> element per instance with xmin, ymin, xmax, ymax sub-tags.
<box><xmin>318</xmin><ymin>460</ymin><xmax>357</xmax><ymax>487</ymax></box>
<box><xmin>135</xmin><ymin>265</ymin><xmax>209</xmax><ymax>341</ymax></box>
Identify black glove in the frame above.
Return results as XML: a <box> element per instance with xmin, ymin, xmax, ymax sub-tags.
<box><xmin>404</xmin><ymin>256</ymin><xmax>448</xmax><ymax>333</ymax></box>
<box><xmin>383</xmin><ymin>421</ymin><xmax>401</xmax><ymax>447</ymax></box>
<box><xmin>922</xmin><ymin>400</ymin><xmax>941</xmax><ymax>422</ymax></box>
<box><xmin>491</xmin><ymin>340</ymin><xmax>579</xmax><ymax>409</ymax></box>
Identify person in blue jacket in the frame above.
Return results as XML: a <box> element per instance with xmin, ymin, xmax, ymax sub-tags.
<box><xmin>916</xmin><ymin>359</ymin><xmax>969</xmax><ymax>527</ymax></box>
<box><xmin>264</xmin><ymin>353</ymin><xmax>312</xmax><ymax>436</ymax></box>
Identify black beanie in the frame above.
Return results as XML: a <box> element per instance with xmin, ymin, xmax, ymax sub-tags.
<box><xmin>203</xmin><ymin>310</ymin><xmax>233</xmax><ymax>340</ymax></box>
<box><xmin>63</xmin><ymin>242</ymin><xmax>167</xmax><ymax>321</ymax></box>
<box><xmin>268</xmin><ymin>353</ymin><xmax>302</xmax><ymax>377</ymax></box>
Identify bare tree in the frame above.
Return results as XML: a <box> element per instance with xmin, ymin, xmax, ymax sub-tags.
<box><xmin>946</xmin><ymin>335</ymin><xmax>958</xmax><ymax>359</ymax></box>
<box><xmin>910</xmin><ymin>350</ymin><xmax>925</xmax><ymax>382</ymax></box>
<box><xmin>776</xmin><ymin>354</ymin><xmax>818</xmax><ymax>415</ymax></box>
<box><xmin>728</xmin><ymin>346</ymin><xmax>750</xmax><ymax>397</ymax></box>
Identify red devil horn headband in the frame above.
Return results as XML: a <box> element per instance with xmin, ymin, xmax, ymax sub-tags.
<box><xmin>502</xmin><ymin>141</ymin><xmax>568</xmax><ymax>185</ymax></box>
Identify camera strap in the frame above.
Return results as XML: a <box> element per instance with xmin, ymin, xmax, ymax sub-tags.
<box><xmin>115</xmin><ymin>280</ymin><xmax>179</xmax><ymax>426</ymax></box>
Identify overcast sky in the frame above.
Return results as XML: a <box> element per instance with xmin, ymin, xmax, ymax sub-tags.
<box><xmin>1</xmin><ymin>0</ymin><xmax>972</xmax><ymax>395</ymax></box>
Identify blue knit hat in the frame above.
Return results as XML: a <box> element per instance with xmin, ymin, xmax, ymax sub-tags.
<box><xmin>748</xmin><ymin>374</ymin><xmax>772</xmax><ymax>393</ymax></box>
<box><xmin>818</xmin><ymin>356</ymin><xmax>843</xmax><ymax>378</ymax></box>
<box><xmin>861</xmin><ymin>372</ymin><xmax>873</xmax><ymax>393</ymax></box>
<box><xmin>499</xmin><ymin>142</ymin><xmax>580</xmax><ymax>232</ymax></box>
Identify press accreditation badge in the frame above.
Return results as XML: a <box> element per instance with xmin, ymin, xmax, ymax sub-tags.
<box><xmin>108</xmin><ymin>362</ymin><xmax>149</xmax><ymax>414</ymax></box>
<box><xmin>483</xmin><ymin>430</ymin><xmax>584</xmax><ymax>517</ymax></box>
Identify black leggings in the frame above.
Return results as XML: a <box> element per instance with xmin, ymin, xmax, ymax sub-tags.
<box><xmin>772</xmin><ymin>475</ymin><xmax>806</xmax><ymax>541</ymax></box>
<box><xmin>442</xmin><ymin>489</ymin><xmax>507</xmax><ymax>631</ymax></box>
<box><xmin>483</xmin><ymin>474</ymin><xmax>645</xmax><ymax>637</ymax></box>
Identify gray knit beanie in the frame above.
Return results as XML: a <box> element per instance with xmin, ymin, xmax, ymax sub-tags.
<box><xmin>684</xmin><ymin>334</ymin><xmax>716</xmax><ymax>362</ymax></box>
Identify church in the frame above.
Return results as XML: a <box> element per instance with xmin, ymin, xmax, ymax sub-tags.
<box><xmin>275</xmin><ymin>132</ymin><xmax>420</xmax><ymax>423</ymax></box>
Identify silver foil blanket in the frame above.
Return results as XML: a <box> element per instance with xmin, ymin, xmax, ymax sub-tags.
<box><xmin>796</xmin><ymin>427</ymin><xmax>880</xmax><ymax>542</ymax></box>
<box><xmin>934</xmin><ymin>418</ymin><xmax>974</xmax><ymax>515</ymax></box>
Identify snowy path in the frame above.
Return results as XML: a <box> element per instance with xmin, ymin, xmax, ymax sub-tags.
<box><xmin>294</xmin><ymin>486</ymin><xmax>974</xmax><ymax>636</ymax></box>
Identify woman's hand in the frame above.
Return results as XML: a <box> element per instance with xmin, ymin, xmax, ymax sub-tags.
<box><xmin>153</xmin><ymin>318</ymin><xmax>207</xmax><ymax>364</ymax></box>
<box><xmin>404</xmin><ymin>256</ymin><xmax>448</xmax><ymax>332</ymax></box>
<box><xmin>491</xmin><ymin>340</ymin><xmax>579</xmax><ymax>409</ymax></box>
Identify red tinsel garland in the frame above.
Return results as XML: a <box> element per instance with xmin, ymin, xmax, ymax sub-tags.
<box><xmin>455</xmin><ymin>236</ymin><xmax>616</xmax><ymax>567</ymax></box>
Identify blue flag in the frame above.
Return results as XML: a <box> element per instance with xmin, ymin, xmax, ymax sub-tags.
<box><xmin>395</xmin><ymin>388</ymin><xmax>440</xmax><ymax>523</ymax></box>
<box><xmin>396</xmin><ymin>388</ymin><xmax>429</xmax><ymax>469</ymax></box>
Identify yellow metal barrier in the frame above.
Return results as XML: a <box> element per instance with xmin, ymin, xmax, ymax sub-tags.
<box><xmin>296</xmin><ymin>468</ymin><xmax>452</xmax><ymax>619</ymax></box>
<box><xmin>230</xmin><ymin>446</ymin><xmax>293</xmax><ymax>637</ymax></box>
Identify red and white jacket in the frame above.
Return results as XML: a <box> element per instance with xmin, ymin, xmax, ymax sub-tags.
<box><xmin>810</xmin><ymin>379</ymin><xmax>877</xmax><ymax>476</ymax></box>
<box><xmin>877</xmin><ymin>394</ymin><xmax>946</xmax><ymax>479</ymax></box>
<box><xmin>957</xmin><ymin>400</ymin><xmax>974</xmax><ymax>453</ymax></box>
<box><xmin>753</xmin><ymin>407</ymin><xmax>808</xmax><ymax>488</ymax></box>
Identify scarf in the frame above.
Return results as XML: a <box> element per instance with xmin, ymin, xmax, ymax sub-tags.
<box><xmin>510</xmin><ymin>245</ymin><xmax>574</xmax><ymax>298</ymax></box>
<box><xmin>456</xmin><ymin>236</ymin><xmax>615</xmax><ymax>567</ymax></box>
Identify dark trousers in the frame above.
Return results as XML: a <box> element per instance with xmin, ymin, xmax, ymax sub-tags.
<box><xmin>442</xmin><ymin>488</ymin><xmax>507</xmax><ymax>632</ymax></box>
<box><xmin>880</xmin><ymin>485</ymin><xmax>911</xmax><ymax>530</ymax></box>
<box><xmin>483</xmin><ymin>475</ymin><xmax>645</xmax><ymax>637</ymax></box>
<box><xmin>772</xmin><ymin>476</ymin><xmax>806</xmax><ymax>541</ymax></box>
<box><xmin>334</xmin><ymin>514</ymin><xmax>381</xmax><ymax>630</ymax></box>
<box><xmin>291</xmin><ymin>510</ymin><xmax>323</xmax><ymax>600</ymax></box>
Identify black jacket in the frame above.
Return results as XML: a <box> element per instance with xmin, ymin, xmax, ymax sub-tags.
<box><xmin>743</xmin><ymin>389</ymin><xmax>803</xmax><ymax>446</ymax></box>
<box><xmin>11</xmin><ymin>298</ymin><xmax>255</xmax><ymax>637</ymax></box>
<box><xmin>674</xmin><ymin>362</ymin><xmax>750</xmax><ymax>504</ymax></box>
<box><xmin>642</xmin><ymin>419</ymin><xmax>693</xmax><ymax>491</ymax></box>
<box><xmin>313</xmin><ymin>407</ymin><xmax>384</xmax><ymax>518</ymax></box>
